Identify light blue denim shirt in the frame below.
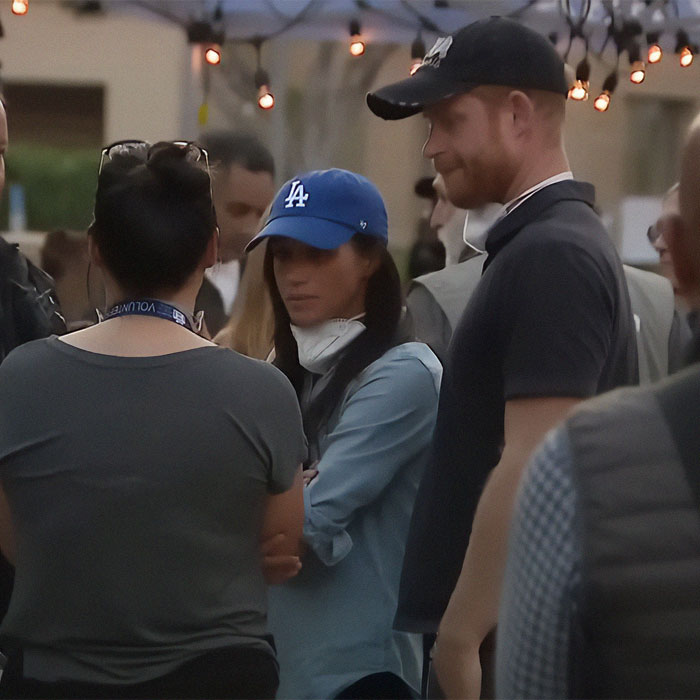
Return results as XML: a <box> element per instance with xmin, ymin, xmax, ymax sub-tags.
<box><xmin>267</xmin><ymin>342</ymin><xmax>442</xmax><ymax>699</ymax></box>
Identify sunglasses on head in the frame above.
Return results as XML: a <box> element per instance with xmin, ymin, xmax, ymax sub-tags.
<box><xmin>98</xmin><ymin>139</ymin><xmax>210</xmax><ymax>173</ymax></box>
<box><xmin>97</xmin><ymin>139</ymin><xmax>215</xmax><ymax>218</ymax></box>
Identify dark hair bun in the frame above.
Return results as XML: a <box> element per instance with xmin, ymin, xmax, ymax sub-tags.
<box><xmin>91</xmin><ymin>140</ymin><xmax>217</xmax><ymax>298</ymax></box>
<box><xmin>146</xmin><ymin>142</ymin><xmax>212</xmax><ymax>201</ymax></box>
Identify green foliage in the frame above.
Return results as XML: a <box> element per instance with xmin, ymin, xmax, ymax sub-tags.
<box><xmin>0</xmin><ymin>142</ymin><xmax>99</xmax><ymax>232</ymax></box>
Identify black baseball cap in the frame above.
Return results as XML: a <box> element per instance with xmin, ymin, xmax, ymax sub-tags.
<box><xmin>367</xmin><ymin>17</ymin><xmax>569</xmax><ymax>120</ymax></box>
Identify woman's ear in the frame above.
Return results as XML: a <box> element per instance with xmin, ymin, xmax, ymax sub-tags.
<box><xmin>362</xmin><ymin>250</ymin><xmax>382</xmax><ymax>279</ymax></box>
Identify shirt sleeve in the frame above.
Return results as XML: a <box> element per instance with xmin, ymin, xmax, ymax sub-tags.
<box><xmin>255</xmin><ymin>364</ymin><xmax>307</xmax><ymax>494</ymax></box>
<box><xmin>496</xmin><ymin>426</ymin><xmax>580</xmax><ymax>699</ymax></box>
<box><xmin>303</xmin><ymin>351</ymin><xmax>440</xmax><ymax>566</ymax></box>
<box><xmin>501</xmin><ymin>238</ymin><xmax>615</xmax><ymax>399</ymax></box>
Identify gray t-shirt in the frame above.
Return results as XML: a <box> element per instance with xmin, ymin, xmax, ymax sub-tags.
<box><xmin>0</xmin><ymin>337</ymin><xmax>306</xmax><ymax>685</ymax></box>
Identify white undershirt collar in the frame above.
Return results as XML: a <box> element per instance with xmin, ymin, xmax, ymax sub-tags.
<box><xmin>501</xmin><ymin>171</ymin><xmax>574</xmax><ymax>218</ymax></box>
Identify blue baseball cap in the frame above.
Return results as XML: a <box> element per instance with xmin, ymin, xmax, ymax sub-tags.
<box><xmin>246</xmin><ymin>168</ymin><xmax>388</xmax><ymax>252</ymax></box>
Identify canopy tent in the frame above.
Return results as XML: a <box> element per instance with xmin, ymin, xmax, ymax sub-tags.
<box><xmin>99</xmin><ymin>0</ymin><xmax>700</xmax><ymax>50</ymax></box>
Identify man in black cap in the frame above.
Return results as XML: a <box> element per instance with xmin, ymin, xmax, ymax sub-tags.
<box><xmin>367</xmin><ymin>17</ymin><xmax>638</xmax><ymax>697</ymax></box>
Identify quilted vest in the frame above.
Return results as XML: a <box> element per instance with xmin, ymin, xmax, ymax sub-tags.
<box><xmin>566</xmin><ymin>377</ymin><xmax>700</xmax><ymax>698</ymax></box>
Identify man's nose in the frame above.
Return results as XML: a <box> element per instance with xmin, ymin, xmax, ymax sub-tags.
<box><xmin>422</xmin><ymin>131</ymin><xmax>438</xmax><ymax>159</ymax></box>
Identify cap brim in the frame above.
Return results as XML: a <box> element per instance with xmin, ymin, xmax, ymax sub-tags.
<box><xmin>367</xmin><ymin>67</ymin><xmax>471</xmax><ymax>120</ymax></box>
<box><xmin>246</xmin><ymin>215</ymin><xmax>356</xmax><ymax>253</ymax></box>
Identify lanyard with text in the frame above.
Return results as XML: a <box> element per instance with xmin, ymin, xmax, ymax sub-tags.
<box><xmin>104</xmin><ymin>299</ymin><xmax>198</xmax><ymax>332</ymax></box>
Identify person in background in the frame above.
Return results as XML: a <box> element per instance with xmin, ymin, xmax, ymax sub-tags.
<box><xmin>195</xmin><ymin>131</ymin><xmax>276</xmax><ymax>336</ymax></box>
<box><xmin>407</xmin><ymin>174</ymin><xmax>498</xmax><ymax>364</ymax></box>
<box><xmin>40</xmin><ymin>230</ymin><xmax>93</xmax><ymax>330</ymax></box>
<box><xmin>0</xmin><ymin>140</ymin><xmax>305</xmax><ymax>699</ymax></box>
<box><xmin>367</xmin><ymin>17</ymin><xmax>637</xmax><ymax>697</ymax></box>
<box><xmin>407</xmin><ymin>177</ymin><xmax>446</xmax><ymax>279</ymax></box>
<box><xmin>648</xmin><ymin>183</ymin><xmax>700</xmax><ymax>337</ymax></box>
<box><xmin>496</xmin><ymin>110</ymin><xmax>700</xmax><ymax>699</ymax></box>
<box><xmin>0</xmin><ymin>99</ymin><xmax>66</xmax><ymax>630</ymax></box>
<box><xmin>0</xmin><ymin>97</ymin><xmax>65</xmax><ymax>363</ymax></box>
<box><xmin>214</xmin><ymin>241</ymin><xmax>275</xmax><ymax>360</ymax></box>
<box><xmin>649</xmin><ymin>183</ymin><xmax>680</xmax><ymax>298</ymax></box>
<box><xmin>249</xmin><ymin>169</ymin><xmax>442</xmax><ymax>699</ymax></box>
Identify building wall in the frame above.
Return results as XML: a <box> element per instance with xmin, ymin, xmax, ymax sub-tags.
<box><xmin>1</xmin><ymin>2</ymin><xmax>191</xmax><ymax>144</ymax></box>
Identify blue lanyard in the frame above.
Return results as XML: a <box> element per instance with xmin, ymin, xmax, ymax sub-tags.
<box><xmin>104</xmin><ymin>299</ymin><xmax>194</xmax><ymax>331</ymax></box>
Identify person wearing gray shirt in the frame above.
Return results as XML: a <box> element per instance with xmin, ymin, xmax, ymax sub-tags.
<box><xmin>0</xmin><ymin>141</ymin><xmax>305</xmax><ymax>699</ymax></box>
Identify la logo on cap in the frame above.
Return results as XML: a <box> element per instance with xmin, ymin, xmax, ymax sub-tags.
<box><xmin>284</xmin><ymin>180</ymin><xmax>309</xmax><ymax>208</ymax></box>
<box><xmin>422</xmin><ymin>36</ymin><xmax>453</xmax><ymax>68</ymax></box>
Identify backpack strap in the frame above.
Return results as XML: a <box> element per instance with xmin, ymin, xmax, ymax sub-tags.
<box><xmin>654</xmin><ymin>366</ymin><xmax>700</xmax><ymax>511</ymax></box>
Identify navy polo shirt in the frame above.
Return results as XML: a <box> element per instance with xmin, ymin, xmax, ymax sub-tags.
<box><xmin>395</xmin><ymin>180</ymin><xmax>638</xmax><ymax>633</ymax></box>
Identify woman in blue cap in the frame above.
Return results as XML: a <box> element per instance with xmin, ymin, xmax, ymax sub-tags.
<box><xmin>246</xmin><ymin>168</ymin><xmax>442</xmax><ymax>699</ymax></box>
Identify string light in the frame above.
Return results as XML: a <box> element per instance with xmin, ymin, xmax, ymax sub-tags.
<box><xmin>204</xmin><ymin>46</ymin><xmax>221</xmax><ymax>65</ymax></box>
<box><xmin>646</xmin><ymin>32</ymin><xmax>662</xmax><ymax>64</ymax></box>
<box><xmin>410</xmin><ymin>31</ymin><xmax>425</xmax><ymax>75</ymax></box>
<box><xmin>349</xmin><ymin>19</ymin><xmax>365</xmax><ymax>57</ymax></box>
<box><xmin>676</xmin><ymin>30</ymin><xmax>694</xmax><ymax>67</ymax></box>
<box><xmin>594</xmin><ymin>71</ymin><xmax>618</xmax><ymax>112</ymax></box>
<box><xmin>569</xmin><ymin>81</ymin><xmax>588</xmax><ymax>100</ymax></box>
<box><xmin>629</xmin><ymin>61</ymin><xmax>645</xmax><ymax>83</ymax></box>
<box><xmin>11</xmin><ymin>0</ymin><xmax>28</xmax><ymax>15</ymax></box>
<box><xmin>627</xmin><ymin>41</ymin><xmax>645</xmax><ymax>84</ymax></box>
<box><xmin>593</xmin><ymin>92</ymin><xmax>611</xmax><ymax>112</ymax></box>
<box><xmin>680</xmin><ymin>46</ymin><xmax>694</xmax><ymax>67</ymax></box>
<box><xmin>255</xmin><ymin>67</ymin><xmax>274</xmax><ymax>110</ymax></box>
<box><xmin>568</xmin><ymin>56</ymin><xmax>590</xmax><ymax>101</ymax></box>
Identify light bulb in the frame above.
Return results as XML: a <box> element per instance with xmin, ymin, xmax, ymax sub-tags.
<box><xmin>594</xmin><ymin>91</ymin><xmax>611</xmax><ymax>112</ymax></box>
<box><xmin>647</xmin><ymin>43</ymin><xmax>662</xmax><ymax>64</ymax></box>
<box><xmin>629</xmin><ymin>61</ymin><xmax>646</xmax><ymax>84</ymax></box>
<box><xmin>568</xmin><ymin>80</ymin><xmax>589</xmax><ymax>101</ymax></box>
<box><xmin>11</xmin><ymin>0</ymin><xmax>28</xmax><ymax>15</ymax></box>
<box><xmin>257</xmin><ymin>87</ymin><xmax>275</xmax><ymax>110</ymax></box>
<box><xmin>350</xmin><ymin>38</ymin><xmax>365</xmax><ymax>57</ymax></box>
<box><xmin>680</xmin><ymin>46</ymin><xmax>694</xmax><ymax>67</ymax></box>
<box><xmin>205</xmin><ymin>47</ymin><xmax>221</xmax><ymax>65</ymax></box>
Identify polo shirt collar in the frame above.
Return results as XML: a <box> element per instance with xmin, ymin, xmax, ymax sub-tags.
<box><xmin>483</xmin><ymin>179</ymin><xmax>597</xmax><ymax>268</ymax></box>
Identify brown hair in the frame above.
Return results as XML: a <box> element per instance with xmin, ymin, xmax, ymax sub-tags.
<box><xmin>214</xmin><ymin>241</ymin><xmax>274</xmax><ymax>360</ymax></box>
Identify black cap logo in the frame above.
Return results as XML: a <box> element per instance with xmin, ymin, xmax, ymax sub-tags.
<box><xmin>421</xmin><ymin>36</ymin><xmax>453</xmax><ymax>68</ymax></box>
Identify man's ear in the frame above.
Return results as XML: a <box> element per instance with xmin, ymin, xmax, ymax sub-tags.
<box><xmin>507</xmin><ymin>90</ymin><xmax>535</xmax><ymax>138</ymax></box>
<box><xmin>666</xmin><ymin>218</ymin><xmax>700</xmax><ymax>298</ymax></box>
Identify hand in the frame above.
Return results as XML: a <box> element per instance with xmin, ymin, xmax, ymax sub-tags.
<box><xmin>303</xmin><ymin>469</ymin><xmax>318</xmax><ymax>486</ymax></box>
<box><xmin>303</xmin><ymin>460</ymin><xmax>319</xmax><ymax>486</ymax></box>
<box><xmin>260</xmin><ymin>533</ymin><xmax>301</xmax><ymax>585</ymax></box>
